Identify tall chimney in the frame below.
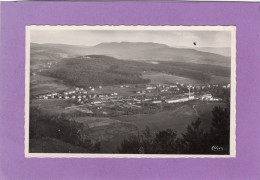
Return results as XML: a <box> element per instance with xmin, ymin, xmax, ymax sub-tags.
<box><xmin>188</xmin><ymin>86</ymin><xmax>191</xmax><ymax>100</ymax></box>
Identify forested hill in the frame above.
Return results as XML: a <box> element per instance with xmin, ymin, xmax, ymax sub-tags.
<box><xmin>40</xmin><ymin>55</ymin><xmax>230</xmax><ymax>88</ymax></box>
<box><xmin>41</xmin><ymin>55</ymin><xmax>150</xmax><ymax>87</ymax></box>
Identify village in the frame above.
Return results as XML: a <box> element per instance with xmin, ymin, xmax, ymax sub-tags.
<box><xmin>27</xmin><ymin>28</ymin><xmax>234</xmax><ymax>156</ymax></box>
<box><xmin>35</xmin><ymin>82</ymin><xmax>230</xmax><ymax>116</ymax></box>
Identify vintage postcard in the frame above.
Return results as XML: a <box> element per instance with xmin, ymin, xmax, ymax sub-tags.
<box><xmin>25</xmin><ymin>25</ymin><xmax>236</xmax><ymax>158</ymax></box>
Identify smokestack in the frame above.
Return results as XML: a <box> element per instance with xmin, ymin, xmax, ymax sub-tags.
<box><xmin>188</xmin><ymin>85</ymin><xmax>191</xmax><ymax>100</ymax></box>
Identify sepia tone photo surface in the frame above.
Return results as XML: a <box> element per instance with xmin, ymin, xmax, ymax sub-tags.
<box><xmin>25</xmin><ymin>26</ymin><xmax>236</xmax><ymax>158</ymax></box>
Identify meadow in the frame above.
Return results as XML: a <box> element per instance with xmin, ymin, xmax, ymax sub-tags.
<box><xmin>117</xmin><ymin>102</ymin><xmax>225</xmax><ymax>135</ymax></box>
<box><xmin>30</xmin><ymin>74</ymin><xmax>70</xmax><ymax>97</ymax></box>
<box><xmin>142</xmin><ymin>72</ymin><xmax>199</xmax><ymax>85</ymax></box>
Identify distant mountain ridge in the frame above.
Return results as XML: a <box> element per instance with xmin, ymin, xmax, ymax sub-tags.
<box><xmin>93</xmin><ymin>42</ymin><xmax>169</xmax><ymax>50</ymax></box>
<box><xmin>194</xmin><ymin>47</ymin><xmax>231</xmax><ymax>57</ymax></box>
<box><xmin>31</xmin><ymin>42</ymin><xmax>231</xmax><ymax>67</ymax></box>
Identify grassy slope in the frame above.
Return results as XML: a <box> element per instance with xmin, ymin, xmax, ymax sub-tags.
<box><xmin>117</xmin><ymin>105</ymin><xmax>197</xmax><ymax>135</ymax></box>
<box><xmin>117</xmin><ymin>102</ymin><xmax>225</xmax><ymax>135</ymax></box>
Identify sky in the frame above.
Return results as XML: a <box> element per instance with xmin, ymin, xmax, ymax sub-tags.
<box><xmin>30</xmin><ymin>30</ymin><xmax>231</xmax><ymax>48</ymax></box>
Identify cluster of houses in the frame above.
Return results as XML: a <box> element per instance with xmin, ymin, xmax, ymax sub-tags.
<box><xmin>37</xmin><ymin>86</ymin><xmax>106</xmax><ymax>101</ymax></box>
<box><xmin>199</xmin><ymin>94</ymin><xmax>222</xmax><ymax>101</ymax></box>
<box><xmin>37</xmin><ymin>82</ymin><xmax>229</xmax><ymax>113</ymax></box>
<box><xmin>40</xmin><ymin>62</ymin><xmax>57</xmax><ymax>69</ymax></box>
<box><xmin>135</xmin><ymin>83</ymin><xmax>230</xmax><ymax>96</ymax></box>
<box><xmin>135</xmin><ymin>84</ymin><xmax>179</xmax><ymax>94</ymax></box>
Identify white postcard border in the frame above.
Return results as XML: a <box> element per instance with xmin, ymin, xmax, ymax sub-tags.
<box><xmin>25</xmin><ymin>25</ymin><xmax>236</xmax><ymax>158</ymax></box>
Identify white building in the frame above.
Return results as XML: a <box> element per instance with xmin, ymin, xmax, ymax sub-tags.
<box><xmin>165</xmin><ymin>97</ymin><xmax>189</xmax><ymax>103</ymax></box>
<box><xmin>200</xmin><ymin>94</ymin><xmax>213</xmax><ymax>101</ymax></box>
<box><xmin>146</xmin><ymin>86</ymin><xmax>154</xmax><ymax>90</ymax></box>
<box><xmin>152</xmin><ymin>100</ymin><xmax>162</xmax><ymax>104</ymax></box>
<box><xmin>93</xmin><ymin>101</ymin><xmax>101</xmax><ymax>104</ymax></box>
<box><xmin>189</xmin><ymin>96</ymin><xmax>195</xmax><ymax>100</ymax></box>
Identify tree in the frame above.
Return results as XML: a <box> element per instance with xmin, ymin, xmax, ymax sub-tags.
<box><xmin>140</xmin><ymin>126</ymin><xmax>154</xmax><ymax>154</ymax></box>
<box><xmin>118</xmin><ymin>127</ymin><xmax>179</xmax><ymax>154</ymax></box>
<box><xmin>118</xmin><ymin>134</ymin><xmax>141</xmax><ymax>154</ymax></box>
<box><xmin>118</xmin><ymin>102</ymin><xmax>231</xmax><ymax>155</ymax></box>
<box><xmin>180</xmin><ymin>118</ymin><xmax>211</xmax><ymax>154</ymax></box>
<box><xmin>152</xmin><ymin>129</ymin><xmax>178</xmax><ymax>154</ymax></box>
<box><xmin>210</xmin><ymin>106</ymin><xmax>230</xmax><ymax>154</ymax></box>
<box><xmin>29</xmin><ymin>107</ymin><xmax>100</xmax><ymax>153</ymax></box>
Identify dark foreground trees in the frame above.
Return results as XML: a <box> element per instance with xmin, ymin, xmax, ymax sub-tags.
<box><xmin>29</xmin><ymin>107</ymin><xmax>100</xmax><ymax>153</ymax></box>
<box><xmin>118</xmin><ymin>104</ymin><xmax>230</xmax><ymax>155</ymax></box>
<box><xmin>29</xmin><ymin>98</ymin><xmax>230</xmax><ymax>154</ymax></box>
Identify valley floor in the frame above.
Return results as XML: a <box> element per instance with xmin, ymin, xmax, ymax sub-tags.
<box><xmin>29</xmin><ymin>71</ymin><xmax>229</xmax><ymax>153</ymax></box>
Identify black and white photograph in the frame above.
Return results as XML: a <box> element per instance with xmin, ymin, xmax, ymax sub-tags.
<box><xmin>25</xmin><ymin>26</ymin><xmax>236</xmax><ymax>157</ymax></box>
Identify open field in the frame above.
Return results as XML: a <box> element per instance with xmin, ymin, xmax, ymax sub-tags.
<box><xmin>30</xmin><ymin>99</ymin><xmax>79</xmax><ymax>116</ymax></box>
<box><xmin>117</xmin><ymin>105</ymin><xmax>197</xmax><ymax>135</ymax></box>
<box><xmin>210</xmin><ymin>75</ymin><xmax>230</xmax><ymax>84</ymax></box>
<box><xmin>143</xmin><ymin>71</ymin><xmax>230</xmax><ymax>85</ymax></box>
<box><xmin>74</xmin><ymin>116</ymin><xmax>121</xmax><ymax>128</ymax></box>
<box><xmin>79</xmin><ymin>119</ymin><xmax>138</xmax><ymax>153</ymax></box>
<box><xmin>30</xmin><ymin>74</ymin><xmax>70</xmax><ymax>96</ymax></box>
<box><xmin>117</xmin><ymin>102</ymin><xmax>225</xmax><ymax>135</ymax></box>
<box><xmin>142</xmin><ymin>72</ymin><xmax>199</xmax><ymax>85</ymax></box>
<box><xmin>87</xmin><ymin>84</ymin><xmax>143</xmax><ymax>96</ymax></box>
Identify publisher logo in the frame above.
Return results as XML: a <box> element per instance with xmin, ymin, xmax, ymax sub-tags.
<box><xmin>211</xmin><ymin>146</ymin><xmax>224</xmax><ymax>152</ymax></box>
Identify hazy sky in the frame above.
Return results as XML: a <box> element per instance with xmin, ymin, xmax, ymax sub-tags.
<box><xmin>31</xmin><ymin>30</ymin><xmax>231</xmax><ymax>48</ymax></box>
